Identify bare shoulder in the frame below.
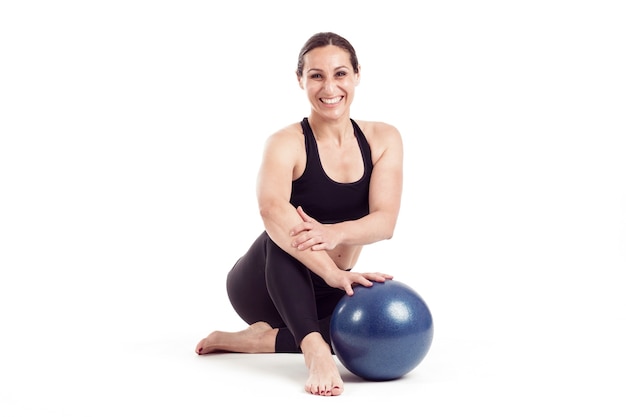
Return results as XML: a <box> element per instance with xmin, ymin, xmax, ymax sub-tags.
<box><xmin>353</xmin><ymin>120</ymin><xmax>403</xmax><ymax>162</ymax></box>
<box><xmin>260</xmin><ymin>122</ymin><xmax>306</xmax><ymax>177</ymax></box>
<box><xmin>356</xmin><ymin>119</ymin><xmax>400</xmax><ymax>135</ymax></box>
<box><xmin>264</xmin><ymin>122</ymin><xmax>304</xmax><ymax>151</ymax></box>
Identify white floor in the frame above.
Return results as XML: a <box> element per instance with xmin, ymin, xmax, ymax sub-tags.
<box><xmin>2</xmin><ymin>1</ymin><xmax>625</xmax><ymax>415</ymax></box>
<box><xmin>2</xmin><ymin>242</ymin><xmax>624</xmax><ymax>416</ymax></box>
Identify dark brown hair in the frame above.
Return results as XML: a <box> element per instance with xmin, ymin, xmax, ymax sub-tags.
<box><xmin>296</xmin><ymin>32</ymin><xmax>360</xmax><ymax>77</ymax></box>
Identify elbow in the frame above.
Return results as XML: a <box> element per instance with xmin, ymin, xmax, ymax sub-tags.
<box><xmin>258</xmin><ymin>203</ymin><xmax>272</xmax><ymax>222</ymax></box>
<box><xmin>383</xmin><ymin>218</ymin><xmax>399</xmax><ymax>240</ymax></box>
<box><xmin>258</xmin><ymin>200</ymin><xmax>282</xmax><ymax>224</ymax></box>
<box><xmin>369</xmin><ymin>208</ymin><xmax>399</xmax><ymax>241</ymax></box>
<box><xmin>376</xmin><ymin>225</ymin><xmax>394</xmax><ymax>241</ymax></box>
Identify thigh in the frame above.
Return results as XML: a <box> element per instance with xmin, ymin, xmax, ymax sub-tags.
<box><xmin>226</xmin><ymin>232</ymin><xmax>286</xmax><ymax>328</ymax></box>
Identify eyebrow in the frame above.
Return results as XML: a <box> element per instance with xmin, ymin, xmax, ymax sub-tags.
<box><xmin>306</xmin><ymin>65</ymin><xmax>350</xmax><ymax>73</ymax></box>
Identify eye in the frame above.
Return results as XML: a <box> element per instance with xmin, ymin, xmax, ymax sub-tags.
<box><xmin>310</xmin><ymin>73</ymin><xmax>323</xmax><ymax>79</ymax></box>
<box><xmin>336</xmin><ymin>70</ymin><xmax>347</xmax><ymax>77</ymax></box>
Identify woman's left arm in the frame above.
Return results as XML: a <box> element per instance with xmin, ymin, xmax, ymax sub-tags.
<box><xmin>290</xmin><ymin>122</ymin><xmax>403</xmax><ymax>251</ymax></box>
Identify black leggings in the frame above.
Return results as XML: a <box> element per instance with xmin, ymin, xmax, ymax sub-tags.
<box><xmin>226</xmin><ymin>232</ymin><xmax>345</xmax><ymax>353</ymax></box>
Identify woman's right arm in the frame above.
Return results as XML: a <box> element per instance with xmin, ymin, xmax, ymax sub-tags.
<box><xmin>256</xmin><ymin>128</ymin><xmax>383</xmax><ymax>295</ymax></box>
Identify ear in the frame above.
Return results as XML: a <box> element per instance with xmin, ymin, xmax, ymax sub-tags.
<box><xmin>355</xmin><ymin>65</ymin><xmax>361</xmax><ymax>86</ymax></box>
<box><xmin>296</xmin><ymin>71</ymin><xmax>304</xmax><ymax>89</ymax></box>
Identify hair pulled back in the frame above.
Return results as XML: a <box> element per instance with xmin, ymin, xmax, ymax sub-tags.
<box><xmin>296</xmin><ymin>32</ymin><xmax>360</xmax><ymax>77</ymax></box>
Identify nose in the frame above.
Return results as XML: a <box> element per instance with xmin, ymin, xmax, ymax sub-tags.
<box><xmin>322</xmin><ymin>78</ymin><xmax>337</xmax><ymax>93</ymax></box>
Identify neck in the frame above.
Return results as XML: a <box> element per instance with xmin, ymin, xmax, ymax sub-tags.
<box><xmin>307</xmin><ymin>114</ymin><xmax>353</xmax><ymax>144</ymax></box>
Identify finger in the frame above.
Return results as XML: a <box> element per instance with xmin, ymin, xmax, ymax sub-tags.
<box><xmin>369</xmin><ymin>272</ymin><xmax>393</xmax><ymax>278</ymax></box>
<box><xmin>298</xmin><ymin>206</ymin><xmax>319</xmax><ymax>225</ymax></box>
<box><xmin>296</xmin><ymin>235</ymin><xmax>327</xmax><ymax>251</ymax></box>
<box><xmin>310</xmin><ymin>242</ymin><xmax>327</xmax><ymax>251</ymax></box>
<box><xmin>344</xmin><ymin>284</ymin><xmax>354</xmax><ymax>296</ymax></box>
<box><xmin>370</xmin><ymin>274</ymin><xmax>390</xmax><ymax>282</ymax></box>
<box><xmin>347</xmin><ymin>275</ymin><xmax>375</xmax><ymax>294</ymax></box>
<box><xmin>294</xmin><ymin>236</ymin><xmax>315</xmax><ymax>250</ymax></box>
<box><xmin>296</xmin><ymin>206</ymin><xmax>312</xmax><ymax>222</ymax></box>
<box><xmin>289</xmin><ymin>222</ymin><xmax>311</xmax><ymax>237</ymax></box>
<box><xmin>354</xmin><ymin>277</ymin><xmax>374</xmax><ymax>288</ymax></box>
<box><xmin>291</xmin><ymin>233</ymin><xmax>305</xmax><ymax>247</ymax></box>
<box><xmin>364</xmin><ymin>272</ymin><xmax>393</xmax><ymax>281</ymax></box>
<box><xmin>289</xmin><ymin>224</ymin><xmax>303</xmax><ymax>236</ymax></box>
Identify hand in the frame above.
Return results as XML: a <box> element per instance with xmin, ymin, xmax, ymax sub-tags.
<box><xmin>326</xmin><ymin>270</ymin><xmax>393</xmax><ymax>296</ymax></box>
<box><xmin>290</xmin><ymin>206</ymin><xmax>340</xmax><ymax>251</ymax></box>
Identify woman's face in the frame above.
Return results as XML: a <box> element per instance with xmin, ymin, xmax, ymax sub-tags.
<box><xmin>298</xmin><ymin>45</ymin><xmax>360</xmax><ymax>120</ymax></box>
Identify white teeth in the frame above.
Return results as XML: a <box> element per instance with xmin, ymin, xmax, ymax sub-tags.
<box><xmin>321</xmin><ymin>97</ymin><xmax>342</xmax><ymax>104</ymax></box>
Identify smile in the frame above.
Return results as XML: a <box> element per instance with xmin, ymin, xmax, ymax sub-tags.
<box><xmin>320</xmin><ymin>96</ymin><xmax>342</xmax><ymax>104</ymax></box>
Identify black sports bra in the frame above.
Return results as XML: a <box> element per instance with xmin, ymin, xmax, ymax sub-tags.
<box><xmin>290</xmin><ymin>117</ymin><xmax>373</xmax><ymax>224</ymax></box>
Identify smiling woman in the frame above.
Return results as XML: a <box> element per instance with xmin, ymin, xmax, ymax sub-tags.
<box><xmin>195</xmin><ymin>32</ymin><xmax>404</xmax><ymax>397</ymax></box>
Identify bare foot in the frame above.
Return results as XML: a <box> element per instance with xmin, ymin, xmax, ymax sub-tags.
<box><xmin>301</xmin><ymin>332</ymin><xmax>344</xmax><ymax>396</ymax></box>
<box><xmin>195</xmin><ymin>322</ymin><xmax>277</xmax><ymax>354</ymax></box>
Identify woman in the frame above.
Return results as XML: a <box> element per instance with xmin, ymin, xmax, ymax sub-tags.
<box><xmin>195</xmin><ymin>32</ymin><xmax>403</xmax><ymax>397</ymax></box>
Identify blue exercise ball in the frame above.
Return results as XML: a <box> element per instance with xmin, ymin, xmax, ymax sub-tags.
<box><xmin>330</xmin><ymin>280</ymin><xmax>433</xmax><ymax>381</ymax></box>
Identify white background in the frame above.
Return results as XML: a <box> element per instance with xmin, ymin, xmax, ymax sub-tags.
<box><xmin>1</xmin><ymin>0</ymin><xmax>625</xmax><ymax>415</ymax></box>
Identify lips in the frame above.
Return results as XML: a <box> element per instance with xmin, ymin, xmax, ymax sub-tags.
<box><xmin>320</xmin><ymin>96</ymin><xmax>342</xmax><ymax>104</ymax></box>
